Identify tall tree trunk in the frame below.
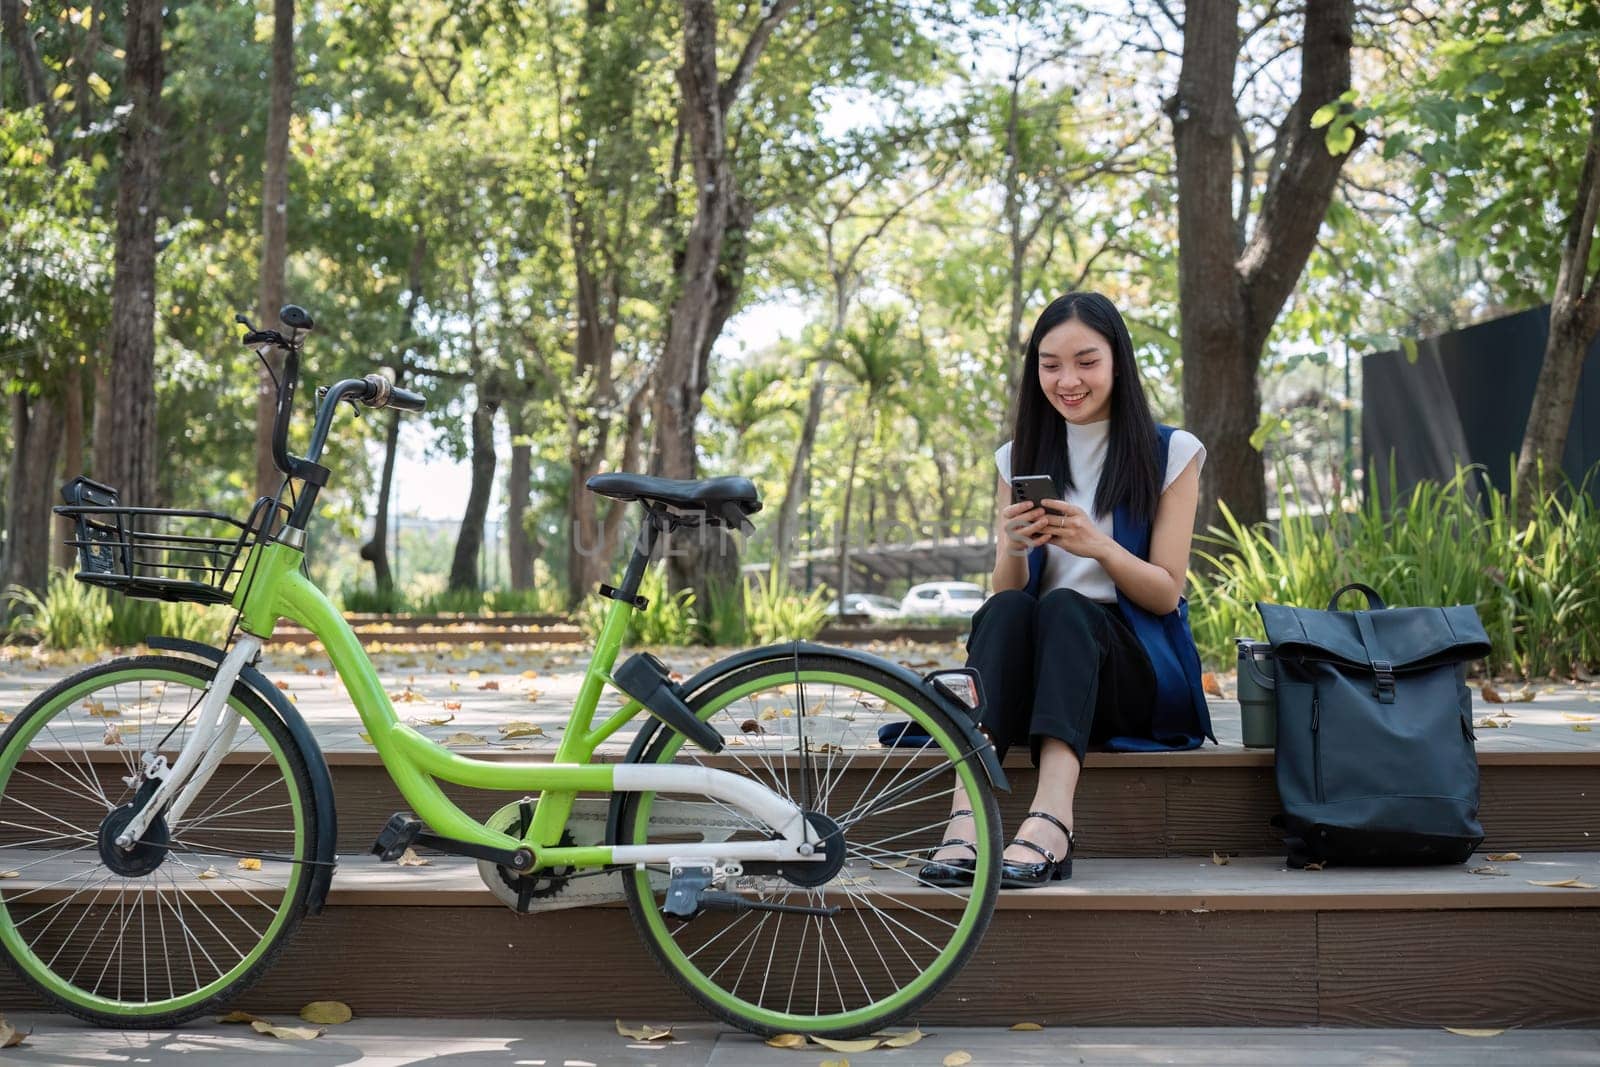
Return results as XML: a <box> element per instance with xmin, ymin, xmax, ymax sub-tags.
<box><xmin>1</xmin><ymin>0</ymin><xmax>61</xmax><ymax>137</ymax></box>
<box><xmin>361</xmin><ymin>411</ymin><xmax>401</xmax><ymax>590</ymax></box>
<box><xmin>835</xmin><ymin>429</ymin><xmax>864</xmax><ymax>607</ymax></box>
<box><xmin>53</xmin><ymin>362</ymin><xmax>85</xmax><ymax>571</ymax></box>
<box><xmin>1169</xmin><ymin>0</ymin><xmax>1357</xmax><ymax>533</ymax></box>
<box><xmin>448</xmin><ymin>389</ymin><xmax>500</xmax><ymax>592</ymax></box>
<box><xmin>361</xmin><ymin>234</ymin><xmax>425</xmax><ymax>590</ymax></box>
<box><xmin>104</xmin><ymin>0</ymin><xmax>164</xmax><ymax>511</ymax></box>
<box><xmin>771</xmin><ymin>363</ymin><xmax>827</xmax><ymax>580</ymax></box>
<box><xmin>506</xmin><ymin>404</ymin><xmax>534</xmax><ymax>590</ymax></box>
<box><xmin>653</xmin><ymin>0</ymin><xmax>795</xmax><ymax>636</ymax></box>
<box><xmin>1514</xmin><ymin>95</ymin><xmax>1600</xmax><ymax>513</ymax></box>
<box><xmin>3</xmin><ymin>392</ymin><xmax>64</xmax><ymax>601</ymax></box>
<box><xmin>254</xmin><ymin>0</ymin><xmax>295</xmax><ymax>501</ymax></box>
<box><xmin>91</xmin><ymin>360</ymin><xmax>113</xmax><ymax>480</ymax></box>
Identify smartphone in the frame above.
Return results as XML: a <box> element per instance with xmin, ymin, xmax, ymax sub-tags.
<box><xmin>1010</xmin><ymin>474</ymin><xmax>1055</xmax><ymax>509</ymax></box>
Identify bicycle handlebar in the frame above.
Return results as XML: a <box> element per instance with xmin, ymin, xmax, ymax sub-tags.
<box><xmin>237</xmin><ymin>305</ymin><xmax>428</xmax><ymax>531</ymax></box>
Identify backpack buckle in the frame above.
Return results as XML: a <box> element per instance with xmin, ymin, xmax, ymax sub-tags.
<box><xmin>1372</xmin><ymin>660</ymin><xmax>1396</xmax><ymax>703</ymax></box>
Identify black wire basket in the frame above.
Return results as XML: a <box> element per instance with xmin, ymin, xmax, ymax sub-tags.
<box><xmin>54</xmin><ymin>476</ymin><xmax>287</xmax><ymax>606</ymax></box>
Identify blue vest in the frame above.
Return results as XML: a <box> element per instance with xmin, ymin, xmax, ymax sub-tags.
<box><xmin>1022</xmin><ymin>424</ymin><xmax>1215</xmax><ymax>751</ymax></box>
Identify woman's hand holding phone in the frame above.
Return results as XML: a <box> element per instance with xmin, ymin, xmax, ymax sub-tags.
<box><xmin>1000</xmin><ymin>499</ymin><xmax>1050</xmax><ymax>554</ymax></box>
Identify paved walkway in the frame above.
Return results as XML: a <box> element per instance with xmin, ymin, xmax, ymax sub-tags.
<box><xmin>1</xmin><ymin>1017</ymin><xmax>1597</xmax><ymax>1065</ymax></box>
<box><xmin>2</xmin><ymin>639</ymin><xmax>1596</xmax><ymax>760</ymax></box>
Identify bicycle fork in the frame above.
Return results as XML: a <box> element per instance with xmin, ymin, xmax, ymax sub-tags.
<box><xmin>114</xmin><ymin>634</ymin><xmax>262</xmax><ymax>848</ymax></box>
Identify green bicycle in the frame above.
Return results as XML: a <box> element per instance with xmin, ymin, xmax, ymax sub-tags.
<box><xmin>0</xmin><ymin>306</ymin><xmax>1006</xmax><ymax>1037</ymax></box>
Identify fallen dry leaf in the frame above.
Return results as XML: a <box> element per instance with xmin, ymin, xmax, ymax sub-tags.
<box><xmin>1561</xmin><ymin>713</ymin><xmax>1594</xmax><ymax>722</ymax></box>
<box><xmin>250</xmin><ymin>1020</ymin><xmax>323</xmax><ymax>1040</ymax></box>
<box><xmin>1469</xmin><ymin>865</ymin><xmax>1506</xmax><ymax>876</ymax></box>
<box><xmin>293</xmin><ymin>662</ymin><xmax>310</xmax><ymax>674</ymax></box>
<box><xmin>1444</xmin><ymin>1027</ymin><xmax>1506</xmax><ymax>1038</ymax></box>
<box><xmin>499</xmin><ymin>722</ymin><xmax>545</xmax><ymax>738</ymax></box>
<box><xmin>809</xmin><ymin>741</ymin><xmax>845</xmax><ymax>754</ymax></box>
<box><xmin>944</xmin><ymin>1052</ymin><xmax>973</xmax><ymax>1067</ymax></box>
<box><xmin>1486</xmin><ymin>853</ymin><xmax>1522</xmax><ymax>862</ymax></box>
<box><xmin>1480</xmin><ymin>682</ymin><xmax>1506</xmax><ymax>703</ymax></box>
<box><xmin>237</xmin><ymin>857</ymin><xmax>262</xmax><ymax>872</ymax></box>
<box><xmin>1527</xmin><ymin>878</ymin><xmax>1597</xmax><ymax>889</ymax></box>
<box><xmin>217</xmin><ymin>1010</ymin><xmax>262</xmax><ymax>1023</ymax></box>
<box><xmin>86</xmin><ymin>699</ymin><xmax>118</xmax><ymax>717</ymax></box>
<box><xmin>759</xmin><ymin>708</ymin><xmax>779</xmax><ymax>721</ymax></box>
<box><xmin>525</xmin><ymin>689</ymin><xmax>543</xmax><ymax>701</ymax></box>
<box><xmin>442</xmin><ymin>732</ymin><xmax>488</xmax><ymax>746</ymax></box>
<box><xmin>820</xmin><ymin>1060</ymin><xmax>850</xmax><ymax>1067</ymax></box>
<box><xmin>869</xmin><ymin>857</ymin><xmax>913</xmax><ymax>870</ymax></box>
<box><xmin>299</xmin><ymin>1001</ymin><xmax>352</xmax><ymax>1025</ymax></box>
<box><xmin>522</xmin><ymin>670</ymin><xmax>540</xmax><ymax>679</ymax></box>
<box><xmin>1301</xmin><ymin>862</ymin><xmax>1325</xmax><ymax>871</ymax></box>
<box><xmin>275</xmin><ymin>680</ymin><xmax>291</xmax><ymax>691</ymax></box>
<box><xmin>880</xmin><ymin>1027</ymin><xmax>925</xmax><ymax>1047</ymax></box>
<box><xmin>102</xmin><ymin>723</ymin><xmax>122</xmax><ymax>745</ymax></box>
<box><xmin>614</xmin><ymin>1019</ymin><xmax>673</xmax><ymax>1041</ymax></box>
<box><xmin>1475</xmin><ymin>717</ymin><xmax>1503</xmax><ymax>729</ymax></box>
<box><xmin>409</xmin><ymin>713</ymin><xmax>456</xmax><ymax>727</ymax></box>
<box><xmin>397</xmin><ymin>848</ymin><xmax>430</xmax><ymax>867</ymax></box>
<box><xmin>197</xmin><ymin>866</ymin><xmax>219</xmax><ymax>880</ymax></box>
<box><xmin>1512</xmin><ymin>687</ymin><xmax>1536</xmax><ymax>702</ymax></box>
<box><xmin>1211</xmin><ymin>851</ymin><xmax>1230</xmax><ymax>866</ymax></box>
<box><xmin>740</xmin><ymin>719</ymin><xmax>765</xmax><ymax>734</ymax></box>
<box><xmin>1574</xmin><ymin>724</ymin><xmax>1593</xmax><ymax>733</ymax></box>
<box><xmin>0</xmin><ymin>870</ymin><xmax>18</xmax><ymax>879</ymax></box>
<box><xmin>814</xmin><ymin>1036</ymin><xmax>881</xmax><ymax>1052</ymax></box>
<box><xmin>358</xmin><ymin>731</ymin><xmax>373</xmax><ymax>745</ymax></box>
<box><xmin>765</xmin><ymin>1033</ymin><xmax>807</xmax><ymax>1049</ymax></box>
<box><xmin>1201</xmin><ymin>671</ymin><xmax>1224</xmax><ymax>698</ymax></box>
<box><xmin>1010</xmin><ymin>1021</ymin><xmax>1044</xmax><ymax>1030</ymax></box>
<box><xmin>0</xmin><ymin>1017</ymin><xmax>29</xmax><ymax>1048</ymax></box>
<box><xmin>442</xmin><ymin>701</ymin><xmax>464</xmax><ymax>712</ymax></box>
<box><xmin>478</xmin><ymin>680</ymin><xmax>500</xmax><ymax>691</ymax></box>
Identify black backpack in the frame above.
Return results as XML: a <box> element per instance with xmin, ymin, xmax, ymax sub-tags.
<box><xmin>1257</xmin><ymin>583</ymin><xmax>1492</xmax><ymax>867</ymax></box>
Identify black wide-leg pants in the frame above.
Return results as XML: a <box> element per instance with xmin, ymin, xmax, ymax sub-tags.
<box><xmin>964</xmin><ymin>588</ymin><xmax>1157</xmax><ymax>765</ymax></box>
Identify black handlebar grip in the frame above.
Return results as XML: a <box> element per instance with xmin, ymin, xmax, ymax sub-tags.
<box><xmin>389</xmin><ymin>386</ymin><xmax>427</xmax><ymax>413</ymax></box>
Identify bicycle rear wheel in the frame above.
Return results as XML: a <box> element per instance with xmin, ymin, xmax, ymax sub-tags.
<box><xmin>0</xmin><ymin>655</ymin><xmax>318</xmax><ymax>1026</ymax></box>
<box><xmin>612</xmin><ymin>653</ymin><xmax>1001</xmax><ymax>1038</ymax></box>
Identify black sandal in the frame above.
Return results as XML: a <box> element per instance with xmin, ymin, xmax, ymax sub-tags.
<box><xmin>918</xmin><ymin>808</ymin><xmax>978</xmax><ymax>888</ymax></box>
<box><xmin>1000</xmin><ymin>810</ymin><xmax>1074</xmax><ymax>888</ymax></box>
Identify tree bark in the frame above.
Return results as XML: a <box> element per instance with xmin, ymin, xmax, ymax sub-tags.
<box><xmin>651</xmin><ymin>0</ymin><xmax>796</xmax><ymax>635</ymax></box>
<box><xmin>1</xmin><ymin>0</ymin><xmax>61</xmax><ymax>137</ymax></box>
<box><xmin>770</xmin><ymin>363</ymin><xmax>828</xmax><ymax>581</ymax></box>
<box><xmin>361</xmin><ymin>234</ymin><xmax>426</xmax><ymax>590</ymax></box>
<box><xmin>255</xmin><ymin>0</ymin><xmax>295</xmax><ymax>501</ymax></box>
<box><xmin>1169</xmin><ymin>0</ymin><xmax>1357</xmax><ymax>533</ymax></box>
<box><xmin>103</xmin><ymin>0</ymin><xmax>164</xmax><ymax>512</ymax></box>
<box><xmin>1514</xmin><ymin>95</ymin><xmax>1600</xmax><ymax>510</ymax></box>
<box><xmin>91</xmin><ymin>360</ymin><xmax>113</xmax><ymax>481</ymax></box>
<box><xmin>835</xmin><ymin>429</ymin><xmax>864</xmax><ymax>607</ymax></box>
<box><xmin>3</xmin><ymin>391</ymin><xmax>64</xmax><ymax>600</ymax></box>
<box><xmin>506</xmin><ymin>404</ymin><xmax>534</xmax><ymax>590</ymax></box>
<box><xmin>53</xmin><ymin>361</ymin><xmax>85</xmax><ymax>571</ymax></box>
<box><xmin>448</xmin><ymin>389</ymin><xmax>500</xmax><ymax>592</ymax></box>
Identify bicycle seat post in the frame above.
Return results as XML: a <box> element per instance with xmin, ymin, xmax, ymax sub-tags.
<box><xmin>601</xmin><ymin>513</ymin><xmax>664</xmax><ymax>608</ymax></box>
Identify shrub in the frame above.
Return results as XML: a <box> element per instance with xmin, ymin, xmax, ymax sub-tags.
<box><xmin>577</xmin><ymin>565</ymin><xmax>698</xmax><ymax>646</ymax></box>
<box><xmin>743</xmin><ymin>570</ymin><xmax>832</xmax><ymax>644</ymax></box>
<box><xmin>1188</xmin><ymin>463</ymin><xmax>1600</xmax><ymax>678</ymax></box>
<box><xmin>5</xmin><ymin>568</ymin><xmax>112</xmax><ymax>649</ymax></box>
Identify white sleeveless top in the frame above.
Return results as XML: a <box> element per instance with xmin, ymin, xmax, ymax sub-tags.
<box><xmin>994</xmin><ymin>419</ymin><xmax>1205</xmax><ymax>603</ymax></box>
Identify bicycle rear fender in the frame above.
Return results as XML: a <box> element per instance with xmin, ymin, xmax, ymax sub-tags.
<box><xmin>147</xmin><ymin>636</ymin><xmax>339</xmax><ymax>914</ymax></box>
<box><xmin>629</xmin><ymin>640</ymin><xmax>1009</xmax><ymax>794</ymax></box>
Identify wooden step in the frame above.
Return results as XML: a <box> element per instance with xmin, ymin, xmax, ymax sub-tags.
<box><xmin>1</xmin><ymin>853</ymin><xmax>1593</xmax><ymax>1027</ymax></box>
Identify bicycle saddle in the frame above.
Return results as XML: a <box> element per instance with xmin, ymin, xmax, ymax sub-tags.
<box><xmin>585</xmin><ymin>472</ymin><xmax>762</xmax><ymax>532</ymax></box>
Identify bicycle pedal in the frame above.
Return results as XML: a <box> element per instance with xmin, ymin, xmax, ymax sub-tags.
<box><xmin>371</xmin><ymin>812</ymin><xmax>423</xmax><ymax>862</ymax></box>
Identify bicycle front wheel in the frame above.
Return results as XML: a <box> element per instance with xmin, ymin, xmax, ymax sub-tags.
<box><xmin>0</xmin><ymin>655</ymin><xmax>318</xmax><ymax>1026</ymax></box>
<box><xmin>613</xmin><ymin>652</ymin><xmax>1001</xmax><ymax>1038</ymax></box>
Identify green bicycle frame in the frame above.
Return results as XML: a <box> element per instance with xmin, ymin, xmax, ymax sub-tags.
<box><xmin>232</xmin><ymin>539</ymin><xmax>743</xmax><ymax>872</ymax></box>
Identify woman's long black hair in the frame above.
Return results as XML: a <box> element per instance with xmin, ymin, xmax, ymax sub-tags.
<box><xmin>1009</xmin><ymin>291</ymin><xmax>1162</xmax><ymax>525</ymax></box>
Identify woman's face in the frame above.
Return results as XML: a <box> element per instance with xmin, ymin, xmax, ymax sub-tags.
<box><xmin>1036</xmin><ymin>317</ymin><xmax>1114</xmax><ymax>425</ymax></box>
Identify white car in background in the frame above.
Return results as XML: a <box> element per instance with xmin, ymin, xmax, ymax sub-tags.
<box><xmin>823</xmin><ymin>593</ymin><xmax>905</xmax><ymax>619</ymax></box>
<box><xmin>899</xmin><ymin>581</ymin><xmax>986</xmax><ymax>618</ymax></box>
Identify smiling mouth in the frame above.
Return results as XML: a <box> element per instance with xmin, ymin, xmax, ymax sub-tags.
<box><xmin>1058</xmin><ymin>392</ymin><xmax>1089</xmax><ymax>404</ymax></box>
